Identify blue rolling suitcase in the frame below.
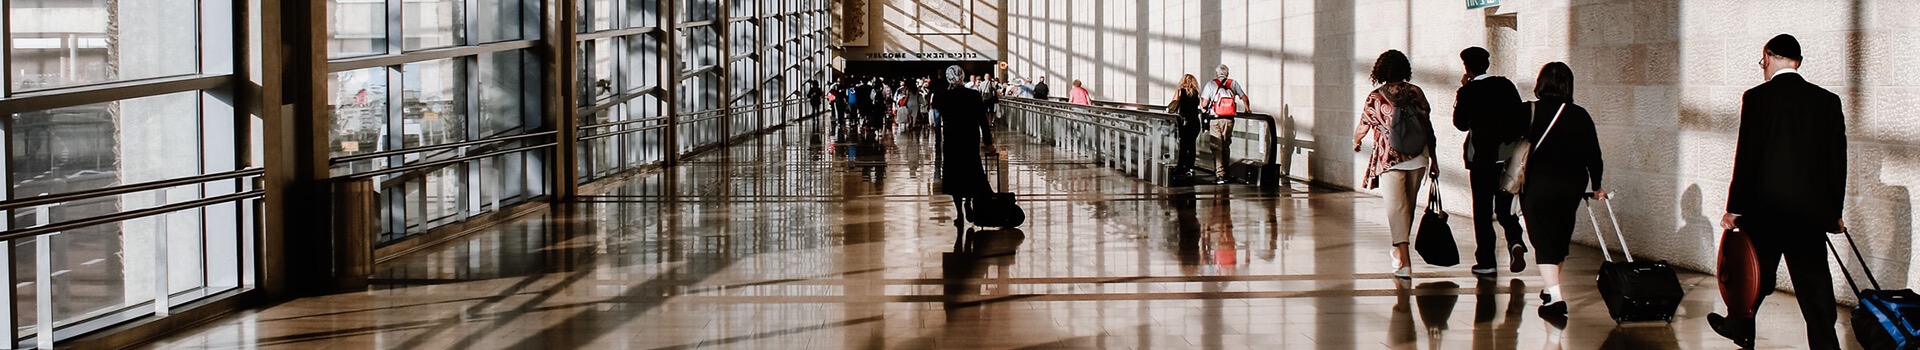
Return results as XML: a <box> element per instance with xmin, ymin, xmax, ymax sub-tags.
<box><xmin>1829</xmin><ymin>229</ymin><xmax>1920</xmax><ymax>350</ymax></box>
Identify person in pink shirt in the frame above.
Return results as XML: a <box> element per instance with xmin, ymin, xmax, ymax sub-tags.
<box><xmin>1068</xmin><ymin>80</ymin><xmax>1092</xmax><ymax>105</ymax></box>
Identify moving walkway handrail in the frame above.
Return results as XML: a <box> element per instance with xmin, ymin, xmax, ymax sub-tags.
<box><xmin>1057</xmin><ymin>97</ymin><xmax>1282</xmax><ymax>168</ymax></box>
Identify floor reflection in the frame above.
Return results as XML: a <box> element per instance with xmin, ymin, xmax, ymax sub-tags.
<box><xmin>134</xmin><ymin>116</ymin><xmax>1852</xmax><ymax>349</ymax></box>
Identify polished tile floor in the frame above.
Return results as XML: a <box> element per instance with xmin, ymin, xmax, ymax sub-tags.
<box><xmin>141</xmin><ymin>118</ymin><xmax>1857</xmax><ymax>349</ymax></box>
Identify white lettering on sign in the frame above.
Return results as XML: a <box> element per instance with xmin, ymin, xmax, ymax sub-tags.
<box><xmin>860</xmin><ymin>52</ymin><xmax>987</xmax><ymax>60</ymax></box>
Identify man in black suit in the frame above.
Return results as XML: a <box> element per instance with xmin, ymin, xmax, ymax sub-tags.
<box><xmin>1452</xmin><ymin>47</ymin><xmax>1528</xmax><ymax>276</ymax></box>
<box><xmin>1032</xmin><ymin>76</ymin><xmax>1050</xmax><ymax>100</ymax></box>
<box><xmin>1709</xmin><ymin>34</ymin><xmax>1847</xmax><ymax>350</ymax></box>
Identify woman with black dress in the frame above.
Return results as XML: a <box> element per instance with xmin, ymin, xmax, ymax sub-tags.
<box><xmin>1173</xmin><ymin>74</ymin><xmax>1204</xmax><ymax>180</ymax></box>
<box><xmin>934</xmin><ymin>66</ymin><xmax>997</xmax><ymax>226</ymax></box>
<box><xmin>1519</xmin><ymin>61</ymin><xmax>1608</xmax><ymax>319</ymax></box>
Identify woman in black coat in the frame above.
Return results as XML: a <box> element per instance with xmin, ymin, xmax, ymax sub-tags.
<box><xmin>934</xmin><ymin>66</ymin><xmax>996</xmax><ymax>223</ymax></box>
<box><xmin>1519</xmin><ymin>62</ymin><xmax>1608</xmax><ymax>319</ymax></box>
<box><xmin>1173</xmin><ymin>74</ymin><xmax>1203</xmax><ymax>179</ymax></box>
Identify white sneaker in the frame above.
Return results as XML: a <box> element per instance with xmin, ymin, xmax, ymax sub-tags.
<box><xmin>1389</xmin><ymin>252</ymin><xmax>1410</xmax><ymax>278</ymax></box>
<box><xmin>1471</xmin><ymin>267</ymin><xmax>1496</xmax><ymax>275</ymax></box>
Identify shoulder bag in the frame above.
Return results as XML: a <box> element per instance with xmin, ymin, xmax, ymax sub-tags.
<box><xmin>1500</xmin><ymin>102</ymin><xmax>1566</xmax><ymax>194</ymax></box>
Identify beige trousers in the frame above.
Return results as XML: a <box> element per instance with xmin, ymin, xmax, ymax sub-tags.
<box><xmin>1378</xmin><ymin>168</ymin><xmax>1427</xmax><ymax>245</ymax></box>
<box><xmin>1208</xmin><ymin>119</ymin><xmax>1235</xmax><ymax>178</ymax></box>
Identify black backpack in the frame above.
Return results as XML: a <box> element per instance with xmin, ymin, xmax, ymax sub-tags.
<box><xmin>1386</xmin><ymin>93</ymin><xmax>1431</xmax><ymax>156</ymax></box>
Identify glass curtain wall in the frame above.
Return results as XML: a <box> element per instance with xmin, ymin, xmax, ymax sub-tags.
<box><xmin>574</xmin><ymin>0</ymin><xmax>668</xmax><ymax>182</ymax></box>
<box><xmin>1</xmin><ymin>0</ymin><xmax>248</xmax><ymax>346</ymax></box>
<box><xmin>675</xmin><ymin>0</ymin><xmax>723</xmax><ymax>155</ymax></box>
<box><xmin>324</xmin><ymin>0</ymin><xmax>546</xmax><ymax>244</ymax></box>
<box><xmin>0</xmin><ymin>0</ymin><xmax>827</xmax><ymax>346</ymax></box>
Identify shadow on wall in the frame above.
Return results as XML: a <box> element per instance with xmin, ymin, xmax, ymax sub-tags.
<box><xmin>1561</xmin><ymin>1</ymin><xmax>1698</xmax><ymax>271</ymax></box>
<box><xmin>1848</xmin><ymin>144</ymin><xmax>1912</xmax><ymax>290</ymax></box>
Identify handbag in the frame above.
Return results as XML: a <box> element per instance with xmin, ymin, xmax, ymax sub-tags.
<box><xmin>1414</xmin><ymin>171</ymin><xmax>1460</xmax><ymax>267</ymax></box>
<box><xmin>1500</xmin><ymin>102</ymin><xmax>1567</xmax><ymax>194</ymax></box>
<box><xmin>1717</xmin><ymin>229</ymin><xmax>1762</xmax><ymax>320</ymax></box>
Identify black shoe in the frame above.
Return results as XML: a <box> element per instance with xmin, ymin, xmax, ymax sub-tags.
<box><xmin>1509</xmin><ymin>244</ymin><xmax>1528</xmax><ymax>273</ymax></box>
<box><xmin>1537</xmin><ymin>300</ymin><xmax>1567</xmax><ymax>319</ymax></box>
<box><xmin>1470</xmin><ymin>265</ymin><xmax>1496</xmax><ymax>276</ymax></box>
<box><xmin>1708</xmin><ymin>313</ymin><xmax>1756</xmax><ymax>349</ymax></box>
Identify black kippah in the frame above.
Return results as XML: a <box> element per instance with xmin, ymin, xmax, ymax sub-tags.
<box><xmin>1766</xmin><ymin>34</ymin><xmax>1802</xmax><ymax>61</ymax></box>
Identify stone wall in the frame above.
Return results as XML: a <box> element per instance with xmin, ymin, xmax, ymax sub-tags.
<box><xmin>1004</xmin><ymin>0</ymin><xmax>1920</xmax><ymax>297</ymax></box>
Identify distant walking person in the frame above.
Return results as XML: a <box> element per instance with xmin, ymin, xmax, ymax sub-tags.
<box><xmin>1202</xmin><ymin>64</ymin><xmax>1249</xmax><ymax>184</ymax></box>
<box><xmin>1516</xmin><ymin>62</ymin><xmax>1607</xmax><ymax>320</ymax></box>
<box><xmin>935</xmin><ymin>66</ymin><xmax>997</xmax><ymax>225</ymax></box>
<box><xmin>1172</xmin><ymin>74</ymin><xmax>1204</xmax><ymax>181</ymax></box>
<box><xmin>1068</xmin><ymin>80</ymin><xmax>1092</xmax><ymax>105</ymax></box>
<box><xmin>1707</xmin><ymin>34</ymin><xmax>1846</xmax><ymax>350</ymax></box>
<box><xmin>1452</xmin><ymin>47</ymin><xmax>1529</xmax><ymax>276</ymax></box>
<box><xmin>1352</xmin><ymin>51</ymin><xmax>1432</xmax><ymax>279</ymax></box>
<box><xmin>806</xmin><ymin>79</ymin><xmax>824</xmax><ymax>116</ymax></box>
<box><xmin>1033</xmin><ymin>76</ymin><xmax>1051</xmax><ymax>100</ymax></box>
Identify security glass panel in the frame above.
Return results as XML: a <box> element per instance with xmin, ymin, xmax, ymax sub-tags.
<box><xmin>328</xmin><ymin>0</ymin><xmax>388</xmax><ymax>58</ymax></box>
<box><xmin>400</xmin><ymin>59</ymin><xmax>469</xmax><ymax>149</ymax></box>
<box><xmin>478</xmin><ymin>51</ymin><xmax>527</xmax><ymax>137</ymax></box>
<box><xmin>475</xmin><ymin>0</ymin><xmax>526</xmax><ymax>43</ymax></box>
<box><xmin>327</xmin><ymin>67</ymin><xmax>390</xmax><ymax>160</ymax></box>
<box><xmin>9</xmin><ymin>0</ymin><xmax>200</xmax><ymax>91</ymax></box>
<box><xmin>404</xmin><ymin>0</ymin><xmax>466</xmax><ymax>50</ymax></box>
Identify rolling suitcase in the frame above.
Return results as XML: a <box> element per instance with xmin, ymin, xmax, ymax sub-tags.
<box><xmin>1586</xmin><ymin>195</ymin><xmax>1684</xmax><ymax>323</ymax></box>
<box><xmin>966</xmin><ymin>151</ymin><xmax>1025</xmax><ymax>228</ymax></box>
<box><xmin>1829</xmin><ymin>228</ymin><xmax>1920</xmax><ymax>350</ymax></box>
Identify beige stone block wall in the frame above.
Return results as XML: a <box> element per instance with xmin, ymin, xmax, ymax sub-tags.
<box><xmin>1004</xmin><ymin>0</ymin><xmax>1920</xmax><ymax>297</ymax></box>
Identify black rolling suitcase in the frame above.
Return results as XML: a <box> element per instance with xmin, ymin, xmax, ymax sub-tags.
<box><xmin>1586</xmin><ymin>195</ymin><xmax>1684</xmax><ymax>323</ymax></box>
<box><xmin>965</xmin><ymin>151</ymin><xmax>1025</xmax><ymax>229</ymax></box>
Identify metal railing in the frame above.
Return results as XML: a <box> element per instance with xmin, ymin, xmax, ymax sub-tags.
<box><xmin>998</xmin><ymin>98</ymin><xmax>1177</xmax><ymax>184</ymax></box>
<box><xmin>1000</xmin><ymin>97</ymin><xmax>1293</xmax><ymax>187</ymax></box>
<box><xmin>0</xmin><ymin>167</ymin><xmax>265</xmax><ymax>347</ymax></box>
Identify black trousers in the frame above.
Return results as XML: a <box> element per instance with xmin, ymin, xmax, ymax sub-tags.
<box><xmin>1469</xmin><ymin>164</ymin><xmax>1524</xmax><ymax>267</ymax></box>
<box><xmin>1176</xmin><ymin>117</ymin><xmax>1202</xmax><ymax>173</ymax></box>
<box><xmin>1747</xmin><ymin>226</ymin><xmax>1842</xmax><ymax>349</ymax></box>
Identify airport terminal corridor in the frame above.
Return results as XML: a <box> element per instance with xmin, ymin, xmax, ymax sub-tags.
<box><xmin>136</xmin><ymin>117</ymin><xmax>1847</xmax><ymax>349</ymax></box>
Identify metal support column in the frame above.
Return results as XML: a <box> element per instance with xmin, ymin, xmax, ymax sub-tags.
<box><xmin>717</xmin><ymin>0</ymin><xmax>733</xmax><ymax>142</ymax></box>
<box><xmin>661</xmin><ymin>0</ymin><xmax>680</xmax><ymax>165</ymax></box>
<box><xmin>547</xmin><ymin>0</ymin><xmax>580</xmax><ymax>199</ymax></box>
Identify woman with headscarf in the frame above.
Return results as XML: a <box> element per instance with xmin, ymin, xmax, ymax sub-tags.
<box><xmin>935</xmin><ymin>66</ymin><xmax>996</xmax><ymax>226</ymax></box>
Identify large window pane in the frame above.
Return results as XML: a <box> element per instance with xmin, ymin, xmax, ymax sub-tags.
<box><xmin>10</xmin><ymin>0</ymin><xmax>199</xmax><ymax>91</ymax></box>
<box><xmin>11</xmin><ymin>92</ymin><xmax>201</xmax><ymax>199</ymax></box>
<box><xmin>476</xmin><ymin>0</ymin><xmax>525</xmax><ymax>43</ymax></box>
<box><xmin>478</xmin><ymin>51</ymin><xmax>526</xmax><ymax>137</ymax></box>
<box><xmin>328</xmin><ymin>0</ymin><xmax>387</xmax><ymax>58</ymax></box>
<box><xmin>5</xmin><ymin>90</ymin><xmax>214</xmax><ymax>340</ymax></box>
<box><xmin>628</xmin><ymin>0</ymin><xmax>658</xmax><ymax>28</ymax></box>
<box><xmin>400</xmin><ymin>59</ymin><xmax>468</xmax><ymax>149</ymax></box>
<box><xmin>625</xmin><ymin>35</ymin><xmax>658</xmax><ymax>92</ymax></box>
<box><xmin>326</xmin><ymin>67</ymin><xmax>390</xmax><ymax>160</ymax></box>
<box><xmin>404</xmin><ymin>0</ymin><xmax>465</xmax><ymax>50</ymax></box>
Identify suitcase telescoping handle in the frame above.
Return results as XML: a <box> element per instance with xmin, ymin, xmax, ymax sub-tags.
<box><xmin>1583</xmin><ymin>192</ymin><xmax>1632</xmax><ymax>263</ymax></box>
<box><xmin>1825</xmin><ymin>228</ymin><xmax>1882</xmax><ymax>294</ymax></box>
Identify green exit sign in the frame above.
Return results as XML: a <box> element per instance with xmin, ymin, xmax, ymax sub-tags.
<box><xmin>1467</xmin><ymin>0</ymin><xmax>1500</xmax><ymax>9</ymax></box>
